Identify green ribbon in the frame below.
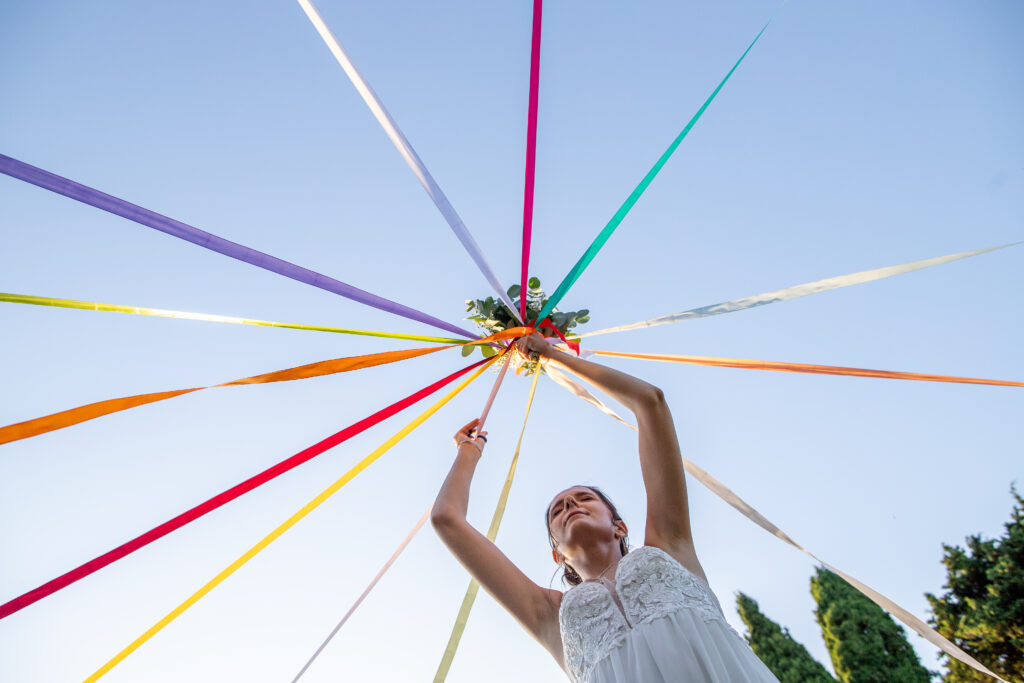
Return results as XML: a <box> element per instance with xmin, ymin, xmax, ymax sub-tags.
<box><xmin>537</xmin><ymin>15</ymin><xmax>774</xmax><ymax>323</ymax></box>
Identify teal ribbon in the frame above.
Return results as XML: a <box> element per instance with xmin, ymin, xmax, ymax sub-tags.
<box><xmin>537</xmin><ymin>15</ymin><xmax>775</xmax><ymax>323</ymax></box>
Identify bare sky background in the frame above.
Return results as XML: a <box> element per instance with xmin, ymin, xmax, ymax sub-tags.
<box><xmin>1</xmin><ymin>1</ymin><xmax>1022</xmax><ymax>681</ymax></box>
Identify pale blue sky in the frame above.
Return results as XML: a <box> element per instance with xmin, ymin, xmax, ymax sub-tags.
<box><xmin>1</xmin><ymin>1</ymin><xmax>1022</xmax><ymax>681</ymax></box>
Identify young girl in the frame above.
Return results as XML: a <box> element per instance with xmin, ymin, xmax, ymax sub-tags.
<box><xmin>432</xmin><ymin>334</ymin><xmax>780</xmax><ymax>682</ymax></box>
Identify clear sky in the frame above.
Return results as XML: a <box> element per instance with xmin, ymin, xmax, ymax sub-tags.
<box><xmin>1</xmin><ymin>1</ymin><xmax>1021</xmax><ymax>681</ymax></box>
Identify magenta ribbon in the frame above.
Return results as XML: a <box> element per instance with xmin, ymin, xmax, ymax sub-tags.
<box><xmin>520</xmin><ymin>0</ymin><xmax>543</xmax><ymax>321</ymax></box>
<box><xmin>0</xmin><ymin>153</ymin><xmax>477</xmax><ymax>339</ymax></box>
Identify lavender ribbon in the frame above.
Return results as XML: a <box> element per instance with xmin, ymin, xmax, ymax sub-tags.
<box><xmin>0</xmin><ymin>154</ymin><xmax>477</xmax><ymax>339</ymax></box>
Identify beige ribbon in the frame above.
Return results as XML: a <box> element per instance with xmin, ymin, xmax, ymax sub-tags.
<box><xmin>549</xmin><ymin>366</ymin><xmax>1005</xmax><ymax>682</ymax></box>
<box><xmin>544</xmin><ymin>362</ymin><xmax>637</xmax><ymax>431</ymax></box>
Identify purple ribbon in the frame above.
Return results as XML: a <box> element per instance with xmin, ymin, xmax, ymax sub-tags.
<box><xmin>0</xmin><ymin>153</ymin><xmax>477</xmax><ymax>339</ymax></box>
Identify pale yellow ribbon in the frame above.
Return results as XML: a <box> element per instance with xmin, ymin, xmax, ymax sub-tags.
<box><xmin>433</xmin><ymin>369</ymin><xmax>543</xmax><ymax>682</ymax></box>
<box><xmin>0</xmin><ymin>291</ymin><xmax>466</xmax><ymax>344</ymax></box>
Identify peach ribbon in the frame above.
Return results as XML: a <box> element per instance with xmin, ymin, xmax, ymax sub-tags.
<box><xmin>590</xmin><ymin>350</ymin><xmax>1024</xmax><ymax>388</ymax></box>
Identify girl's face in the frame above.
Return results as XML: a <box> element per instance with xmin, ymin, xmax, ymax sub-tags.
<box><xmin>547</xmin><ymin>486</ymin><xmax>620</xmax><ymax>555</ymax></box>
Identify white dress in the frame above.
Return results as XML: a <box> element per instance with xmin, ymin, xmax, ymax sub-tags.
<box><xmin>558</xmin><ymin>546</ymin><xmax>780</xmax><ymax>683</ymax></box>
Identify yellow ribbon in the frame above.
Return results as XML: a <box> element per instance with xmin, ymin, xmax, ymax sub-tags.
<box><xmin>83</xmin><ymin>357</ymin><xmax>496</xmax><ymax>682</ymax></box>
<box><xmin>433</xmin><ymin>369</ymin><xmax>542</xmax><ymax>682</ymax></box>
<box><xmin>0</xmin><ymin>291</ymin><xmax>467</xmax><ymax>344</ymax></box>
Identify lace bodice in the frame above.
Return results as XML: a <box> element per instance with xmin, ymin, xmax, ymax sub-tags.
<box><xmin>558</xmin><ymin>546</ymin><xmax>729</xmax><ymax>682</ymax></box>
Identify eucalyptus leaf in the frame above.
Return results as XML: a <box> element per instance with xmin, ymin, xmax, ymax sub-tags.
<box><xmin>480</xmin><ymin>344</ymin><xmax>497</xmax><ymax>358</ymax></box>
<box><xmin>461</xmin><ymin>344</ymin><xmax>475</xmax><ymax>357</ymax></box>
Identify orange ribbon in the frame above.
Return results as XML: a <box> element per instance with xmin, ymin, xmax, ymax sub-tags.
<box><xmin>0</xmin><ymin>328</ymin><xmax>532</xmax><ymax>446</ymax></box>
<box><xmin>590</xmin><ymin>350</ymin><xmax>1024</xmax><ymax>388</ymax></box>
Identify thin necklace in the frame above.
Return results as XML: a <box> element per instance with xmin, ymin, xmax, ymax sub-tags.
<box><xmin>585</xmin><ymin>557</ymin><xmax>620</xmax><ymax>583</ymax></box>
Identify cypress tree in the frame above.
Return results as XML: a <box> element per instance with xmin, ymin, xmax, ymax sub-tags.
<box><xmin>811</xmin><ymin>567</ymin><xmax>931</xmax><ymax>683</ymax></box>
<box><xmin>736</xmin><ymin>592</ymin><xmax>837</xmax><ymax>683</ymax></box>
<box><xmin>926</xmin><ymin>487</ymin><xmax>1024</xmax><ymax>683</ymax></box>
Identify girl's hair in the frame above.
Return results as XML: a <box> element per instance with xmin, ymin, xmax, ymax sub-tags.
<box><xmin>545</xmin><ymin>485</ymin><xmax>629</xmax><ymax>586</ymax></box>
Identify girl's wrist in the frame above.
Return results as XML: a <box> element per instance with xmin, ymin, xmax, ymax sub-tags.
<box><xmin>456</xmin><ymin>439</ymin><xmax>484</xmax><ymax>455</ymax></box>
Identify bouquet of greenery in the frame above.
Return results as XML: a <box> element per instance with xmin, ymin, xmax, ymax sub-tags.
<box><xmin>464</xmin><ymin>277</ymin><xmax>589</xmax><ymax>373</ymax></box>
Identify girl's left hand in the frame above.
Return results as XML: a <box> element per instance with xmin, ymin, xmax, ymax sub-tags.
<box><xmin>454</xmin><ymin>418</ymin><xmax>487</xmax><ymax>452</ymax></box>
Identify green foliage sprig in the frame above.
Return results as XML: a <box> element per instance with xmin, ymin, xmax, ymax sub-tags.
<box><xmin>463</xmin><ymin>277</ymin><xmax>589</xmax><ymax>372</ymax></box>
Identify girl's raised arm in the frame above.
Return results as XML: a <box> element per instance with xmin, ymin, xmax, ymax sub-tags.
<box><xmin>431</xmin><ymin>419</ymin><xmax>565</xmax><ymax>663</ymax></box>
<box><xmin>517</xmin><ymin>335</ymin><xmax>704</xmax><ymax>580</ymax></box>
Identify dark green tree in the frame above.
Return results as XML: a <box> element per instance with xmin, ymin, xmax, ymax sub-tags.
<box><xmin>926</xmin><ymin>487</ymin><xmax>1024</xmax><ymax>683</ymax></box>
<box><xmin>811</xmin><ymin>567</ymin><xmax>931</xmax><ymax>683</ymax></box>
<box><xmin>736</xmin><ymin>592</ymin><xmax>837</xmax><ymax>683</ymax></box>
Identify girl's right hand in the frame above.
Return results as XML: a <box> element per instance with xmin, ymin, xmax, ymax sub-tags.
<box><xmin>515</xmin><ymin>333</ymin><xmax>554</xmax><ymax>362</ymax></box>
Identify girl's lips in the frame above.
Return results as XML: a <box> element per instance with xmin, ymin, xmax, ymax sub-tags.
<box><xmin>565</xmin><ymin>510</ymin><xmax>585</xmax><ymax>524</ymax></box>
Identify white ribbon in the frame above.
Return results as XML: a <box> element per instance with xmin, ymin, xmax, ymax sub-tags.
<box><xmin>296</xmin><ymin>0</ymin><xmax>522</xmax><ymax>324</ymax></box>
<box><xmin>292</xmin><ymin>507</ymin><xmax>432</xmax><ymax>682</ymax></box>
<box><xmin>579</xmin><ymin>243</ymin><xmax>1018</xmax><ymax>338</ymax></box>
<box><xmin>550</xmin><ymin>365</ymin><xmax>1005</xmax><ymax>682</ymax></box>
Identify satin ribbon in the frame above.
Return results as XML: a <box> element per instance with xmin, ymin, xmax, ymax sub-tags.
<box><xmin>0</xmin><ymin>292</ymin><xmax>466</xmax><ymax>344</ymax></box>
<box><xmin>520</xmin><ymin>0</ymin><xmax>543</xmax><ymax>321</ymax></box>
<box><xmin>538</xmin><ymin>319</ymin><xmax>580</xmax><ymax>355</ymax></box>
<box><xmin>295</xmin><ymin>0</ymin><xmax>522</xmax><ymax>324</ymax></box>
<box><xmin>535</xmin><ymin>13</ymin><xmax>775</xmax><ymax>324</ymax></box>
<box><xmin>292</xmin><ymin>506</ymin><xmax>433</xmax><ymax>682</ymax></box>
<box><xmin>590</xmin><ymin>350</ymin><xmax>1024</xmax><ymax>388</ymax></box>
<box><xmin>680</xmin><ymin>460</ymin><xmax>1005</xmax><ymax>682</ymax></box>
<box><xmin>543</xmin><ymin>362</ymin><xmax>636</xmax><ymax>431</ymax></box>
<box><xmin>551</xmin><ymin>366</ymin><xmax>1006</xmax><ymax>681</ymax></box>
<box><xmin>0</xmin><ymin>359</ymin><xmax>492</xmax><ymax>620</ymax></box>
<box><xmin>476</xmin><ymin>349</ymin><xmax>512</xmax><ymax>430</ymax></box>
<box><xmin>82</xmin><ymin>358</ymin><xmax>496</xmax><ymax>682</ymax></box>
<box><xmin>433</xmin><ymin>369</ymin><xmax>543</xmax><ymax>682</ymax></box>
<box><xmin>578</xmin><ymin>243</ymin><xmax>1019</xmax><ymax>338</ymax></box>
<box><xmin>0</xmin><ymin>328</ymin><xmax>529</xmax><ymax>447</ymax></box>
<box><xmin>294</xmin><ymin>351</ymin><xmax>511</xmax><ymax>681</ymax></box>
<box><xmin>0</xmin><ymin>153</ymin><xmax>477</xmax><ymax>339</ymax></box>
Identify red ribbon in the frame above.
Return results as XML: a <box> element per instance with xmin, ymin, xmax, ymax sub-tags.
<box><xmin>538</xmin><ymin>318</ymin><xmax>580</xmax><ymax>355</ymax></box>
<box><xmin>0</xmin><ymin>359</ymin><xmax>488</xmax><ymax>620</ymax></box>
